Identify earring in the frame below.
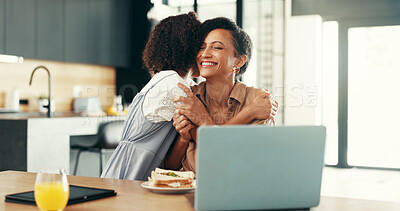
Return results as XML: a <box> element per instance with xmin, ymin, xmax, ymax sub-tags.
<box><xmin>232</xmin><ymin>66</ymin><xmax>239</xmax><ymax>74</ymax></box>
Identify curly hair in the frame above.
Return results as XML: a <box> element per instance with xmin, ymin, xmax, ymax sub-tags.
<box><xmin>200</xmin><ymin>17</ymin><xmax>253</xmax><ymax>81</ymax></box>
<box><xmin>142</xmin><ymin>12</ymin><xmax>202</xmax><ymax>76</ymax></box>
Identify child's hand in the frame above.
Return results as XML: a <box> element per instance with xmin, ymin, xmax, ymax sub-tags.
<box><xmin>174</xmin><ymin>83</ymin><xmax>214</xmax><ymax>126</ymax></box>
<box><xmin>173</xmin><ymin>114</ymin><xmax>195</xmax><ymax>141</ymax></box>
<box><xmin>247</xmin><ymin>92</ymin><xmax>279</xmax><ymax>120</ymax></box>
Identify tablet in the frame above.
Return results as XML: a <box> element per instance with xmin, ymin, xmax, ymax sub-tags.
<box><xmin>5</xmin><ymin>185</ymin><xmax>117</xmax><ymax>205</ymax></box>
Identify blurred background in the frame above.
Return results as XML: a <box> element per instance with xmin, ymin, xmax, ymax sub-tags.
<box><xmin>144</xmin><ymin>0</ymin><xmax>400</xmax><ymax>172</ymax></box>
<box><xmin>1</xmin><ymin>0</ymin><xmax>400</xmax><ymax>198</ymax></box>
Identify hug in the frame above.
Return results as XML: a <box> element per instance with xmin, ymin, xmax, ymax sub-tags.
<box><xmin>101</xmin><ymin>12</ymin><xmax>279</xmax><ymax>180</ymax></box>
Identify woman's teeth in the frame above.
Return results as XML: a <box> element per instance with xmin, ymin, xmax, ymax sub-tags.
<box><xmin>201</xmin><ymin>62</ymin><xmax>216</xmax><ymax>66</ymax></box>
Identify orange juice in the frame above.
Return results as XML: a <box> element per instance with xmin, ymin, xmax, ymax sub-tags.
<box><xmin>34</xmin><ymin>182</ymin><xmax>69</xmax><ymax>211</ymax></box>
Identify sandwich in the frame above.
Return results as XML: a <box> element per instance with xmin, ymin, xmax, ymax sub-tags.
<box><xmin>148</xmin><ymin>168</ymin><xmax>195</xmax><ymax>188</ymax></box>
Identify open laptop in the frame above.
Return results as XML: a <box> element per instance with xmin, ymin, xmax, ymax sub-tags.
<box><xmin>195</xmin><ymin>125</ymin><xmax>326</xmax><ymax>210</ymax></box>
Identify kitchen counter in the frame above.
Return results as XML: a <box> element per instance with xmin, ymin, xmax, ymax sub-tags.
<box><xmin>0</xmin><ymin>113</ymin><xmax>125</xmax><ymax>173</ymax></box>
<box><xmin>0</xmin><ymin>111</ymin><xmax>105</xmax><ymax>119</ymax></box>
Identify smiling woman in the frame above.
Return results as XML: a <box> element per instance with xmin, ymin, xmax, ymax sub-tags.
<box><xmin>198</xmin><ymin>18</ymin><xmax>253</xmax><ymax>82</ymax></box>
<box><xmin>197</xmin><ymin>28</ymin><xmax>246</xmax><ymax>81</ymax></box>
<box><xmin>165</xmin><ymin>17</ymin><xmax>279</xmax><ymax>173</ymax></box>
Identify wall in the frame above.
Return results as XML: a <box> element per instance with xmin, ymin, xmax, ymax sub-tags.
<box><xmin>0</xmin><ymin>59</ymin><xmax>116</xmax><ymax>112</ymax></box>
<box><xmin>284</xmin><ymin>15</ymin><xmax>322</xmax><ymax>125</ymax></box>
<box><xmin>292</xmin><ymin>0</ymin><xmax>400</xmax><ymax>20</ymax></box>
<box><xmin>116</xmin><ymin>0</ymin><xmax>152</xmax><ymax>104</ymax></box>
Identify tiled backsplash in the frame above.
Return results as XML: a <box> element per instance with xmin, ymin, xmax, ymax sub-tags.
<box><xmin>0</xmin><ymin>59</ymin><xmax>116</xmax><ymax>112</ymax></box>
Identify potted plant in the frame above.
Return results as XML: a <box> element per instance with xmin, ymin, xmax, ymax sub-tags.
<box><xmin>38</xmin><ymin>95</ymin><xmax>55</xmax><ymax>113</ymax></box>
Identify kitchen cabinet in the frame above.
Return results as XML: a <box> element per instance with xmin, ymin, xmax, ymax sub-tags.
<box><xmin>65</xmin><ymin>0</ymin><xmax>130</xmax><ymax>67</ymax></box>
<box><xmin>1</xmin><ymin>0</ymin><xmax>143</xmax><ymax>68</ymax></box>
<box><xmin>37</xmin><ymin>0</ymin><xmax>63</xmax><ymax>61</ymax></box>
<box><xmin>65</xmin><ymin>0</ymin><xmax>89</xmax><ymax>63</ymax></box>
<box><xmin>109</xmin><ymin>0</ymin><xmax>131</xmax><ymax>67</ymax></box>
<box><xmin>87</xmin><ymin>0</ymin><xmax>131</xmax><ymax>67</ymax></box>
<box><xmin>0</xmin><ymin>0</ymin><xmax>4</xmax><ymax>53</ymax></box>
<box><xmin>88</xmin><ymin>0</ymin><xmax>112</xmax><ymax>66</ymax></box>
<box><xmin>5</xmin><ymin>0</ymin><xmax>35</xmax><ymax>58</ymax></box>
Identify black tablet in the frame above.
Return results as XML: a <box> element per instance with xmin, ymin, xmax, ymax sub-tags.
<box><xmin>5</xmin><ymin>185</ymin><xmax>117</xmax><ymax>205</ymax></box>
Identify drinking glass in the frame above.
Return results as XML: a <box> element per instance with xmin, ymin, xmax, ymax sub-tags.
<box><xmin>34</xmin><ymin>168</ymin><xmax>69</xmax><ymax>211</ymax></box>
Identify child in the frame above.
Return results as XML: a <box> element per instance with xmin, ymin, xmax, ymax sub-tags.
<box><xmin>101</xmin><ymin>12</ymin><xmax>202</xmax><ymax>180</ymax></box>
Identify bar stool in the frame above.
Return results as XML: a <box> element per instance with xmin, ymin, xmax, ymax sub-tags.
<box><xmin>71</xmin><ymin>120</ymin><xmax>125</xmax><ymax>176</ymax></box>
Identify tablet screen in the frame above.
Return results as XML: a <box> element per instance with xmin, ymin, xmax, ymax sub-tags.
<box><xmin>5</xmin><ymin>185</ymin><xmax>117</xmax><ymax>205</ymax></box>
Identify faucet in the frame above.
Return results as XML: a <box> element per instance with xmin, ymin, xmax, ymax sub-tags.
<box><xmin>29</xmin><ymin>66</ymin><xmax>52</xmax><ymax>118</ymax></box>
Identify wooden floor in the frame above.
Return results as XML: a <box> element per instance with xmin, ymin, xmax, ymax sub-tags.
<box><xmin>321</xmin><ymin>167</ymin><xmax>400</xmax><ymax>202</ymax></box>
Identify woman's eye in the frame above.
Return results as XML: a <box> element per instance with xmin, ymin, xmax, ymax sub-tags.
<box><xmin>213</xmin><ymin>46</ymin><xmax>223</xmax><ymax>50</ymax></box>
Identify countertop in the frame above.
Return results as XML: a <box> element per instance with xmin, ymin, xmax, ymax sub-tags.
<box><xmin>0</xmin><ymin>111</ymin><xmax>119</xmax><ymax>120</ymax></box>
<box><xmin>0</xmin><ymin>112</ymin><xmax>125</xmax><ymax>172</ymax></box>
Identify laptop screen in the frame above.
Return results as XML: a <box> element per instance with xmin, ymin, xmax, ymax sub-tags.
<box><xmin>195</xmin><ymin>125</ymin><xmax>326</xmax><ymax>210</ymax></box>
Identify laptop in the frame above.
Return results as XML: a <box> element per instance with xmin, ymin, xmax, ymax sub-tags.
<box><xmin>195</xmin><ymin>125</ymin><xmax>326</xmax><ymax>210</ymax></box>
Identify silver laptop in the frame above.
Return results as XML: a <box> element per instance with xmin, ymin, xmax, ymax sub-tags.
<box><xmin>195</xmin><ymin>125</ymin><xmax>326</xmax><ymax>210</ymax></box>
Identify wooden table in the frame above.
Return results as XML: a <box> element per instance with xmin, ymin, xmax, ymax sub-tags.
<box><xmin>1</xmin><ymin>171</ymin><xmax>400</xmax><ymax>211</ymax></box>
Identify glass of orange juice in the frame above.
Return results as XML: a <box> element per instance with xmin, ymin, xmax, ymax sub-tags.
<box><xmin>34</xmin><ymin>168</ymin><xmax>69</xmax><ymax>211</ymax></box>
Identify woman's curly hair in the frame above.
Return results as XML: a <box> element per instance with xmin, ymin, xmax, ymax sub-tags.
<box><xmin>143</xmin><ymin>12</ymin><xmax>202</xmax><ymax>76</ymax></box>
<box><xmin>200</xmin><ymin>17</ymin><xmax>253</xmax><ymax>81</ymax></box>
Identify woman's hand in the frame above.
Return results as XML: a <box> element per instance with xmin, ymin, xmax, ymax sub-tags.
<box><xmin>173</xmin><ymin>114</ymin><xmax>195</xmax><ymax>140</ymax></box>
<box><xmin>245</xmin><ymin>92</ymin><xmax>279</xmax><ymax>120</ymax></box>
<box><xmin>174</xmin><ymin>83</ymin><xmax>214</xmax><ymax>126</ymax></box>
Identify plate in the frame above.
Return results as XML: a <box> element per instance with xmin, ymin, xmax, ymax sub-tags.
<box><xmin>141</xmin><ymin>181</ymin><xmax>196</xmax><ymax>194</ymax></box>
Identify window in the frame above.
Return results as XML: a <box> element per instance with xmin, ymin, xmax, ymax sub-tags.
<box><xmin>347</xmin><ymin>25</ymin><xmax>400</xmax><ymax>168</ymax></box>
<box><xmin>197</xmin><ymin>0</ymin><xmax>236</xmax><ymax>22</ymax></box>
<box><xmin>242</xmin><ymin>0</ymin><xmax>284</xmax><ymax>124</ymax></box>
<box><xmin>322</xmin><ymin>21</ymin><xmax>339</xmax><ymax>165</ymax></box>
<box><xmin>242</xmin><ymin>0</ymin><xmax>284</xmax><ymax>90</ymax></box>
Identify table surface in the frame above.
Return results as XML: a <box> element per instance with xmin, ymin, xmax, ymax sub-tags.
<box><xmin>1</xmin><ymin>171</ymin><xmax>400</xmax><ymax>211</ymax></box>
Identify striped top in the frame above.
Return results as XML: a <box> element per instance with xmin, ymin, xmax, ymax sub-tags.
<box><xmin>101</xmin><ymin>71</ymin><xmax>193</xmax><ymax>180</ymax></box>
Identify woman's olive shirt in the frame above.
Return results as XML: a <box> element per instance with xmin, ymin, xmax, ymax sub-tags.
<box><xmin>181</xmin><ymin>81</ymin><xmax>274</xmax><ymax>173</ymax></box>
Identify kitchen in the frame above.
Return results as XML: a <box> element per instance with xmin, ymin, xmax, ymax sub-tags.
<box><xmin>0</xmin><ymin>0</ymin><xmax>151</xmax><ymax>176</ymax></box>
<box><xmin>1</xmin><ymin>0</ymin><xmax>400</xmax><ymax>210</ymax></box>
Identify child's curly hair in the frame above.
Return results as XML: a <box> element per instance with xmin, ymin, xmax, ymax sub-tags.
<box><xmin>143</xmin><ymin>12</ymin><xmax>202</xmax><ymax>76</ymax></box>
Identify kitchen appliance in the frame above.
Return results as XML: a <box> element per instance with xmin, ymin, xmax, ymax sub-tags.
<box><xmin>0</xmin><ymin>89</ymin><xmax>20</xmax><ymax>113</ymax></box>
<box><xmin>73</xmin><ymin>97</ymin><xmax>103</xmax><ymax>113</ymax></box>
<box><xmin>0</xmin><ymin>54</ymin><xmax>23</xmax><ymax>113</ymax></box>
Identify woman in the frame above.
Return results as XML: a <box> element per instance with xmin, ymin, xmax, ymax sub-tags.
<box><xmin>164</xmin><ymin>17</ymin><xmax>279</xmax><ymax>172</ymax></box>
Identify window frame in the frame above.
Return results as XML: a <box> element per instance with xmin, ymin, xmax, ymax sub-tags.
<box><xmin>328</xmin><ymin>16</ymin><xmax>400</xmax><ymax>170</ymax></box>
